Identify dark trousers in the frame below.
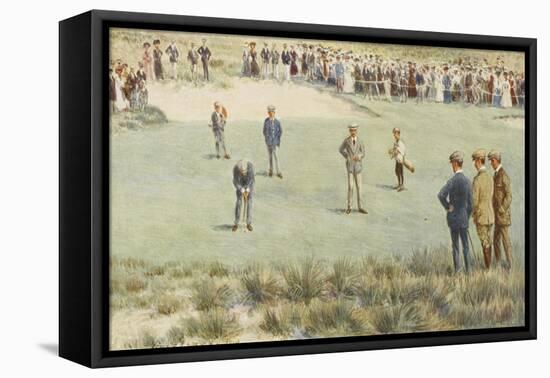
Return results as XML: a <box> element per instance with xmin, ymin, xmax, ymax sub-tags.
<box><xmin>202</xmin><ymin>60</ymin><xmax>209</xmax><ymax>81</ymax></box>
<box><xmin>450</xmin><ymin>227</ymin><xmax>471</xmax><ymax>273</ymax></box>
<box><xmin>395</xmin><ymin>161</ymin><xmax>404</xmax><ymax>186</ymax></box>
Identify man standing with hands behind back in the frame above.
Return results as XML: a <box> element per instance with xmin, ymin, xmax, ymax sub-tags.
<box><xmin>339</xmin><ymin>124</ymin><xmax>368</xmax><ymax>215</ymax></box>
<box><xmin>471</xmin><ymin>149</ymin><xmax>495</xmax><ymax>269</ymax></box>
<box><xmin>488</xmin><ymin>150</ymin><xmax>513</xmax><ymax>269</ymax></box>
<box><xmin>438</xmin><ymin>151</ymin><xmax>473</xmax><ymax>273</ymax></box>
<box><xmin>263</xmin><ymin>105</ymin><xmax>283</xmax><ymax>179</ymax></box>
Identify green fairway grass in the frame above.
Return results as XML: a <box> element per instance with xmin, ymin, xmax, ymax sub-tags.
<box><xmin>110</xmin><ymin>94</ymin><xmax>525</xmax><ymax>265</ymax></box>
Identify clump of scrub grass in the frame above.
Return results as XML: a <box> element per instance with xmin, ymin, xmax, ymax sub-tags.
<box><xmin>190</xmin><ymin>279</ymin><xmax>232</xmax><ymax>311</ymax></box>
<box><xmin>259</xmin><ymin>304</ymin><xmax>304</xmax><ymax>337</ymax></box>
<box><xmin>141</xmin><ymin>330</ymin><xmax>166</xmax><ymax>349</ymax></box>
<box><xmin>207</xmin><ymin>261</ymin><xmax>230</xmax><ymax>277</ymax></box>
<box><xmin>155</xmin><ymin>294</ymin><xmax>182</xmax><ymax>315</ymax></box>
<box><xmin>241</xmin><ymin>265</ymin><xmax>280</xmax><ymax>305</ymax></box>
<box><xmin>304</xmin><ymin>299</ymin><xmax>368</xmax><ymax>337</ymax></box>
<box><xmin>183</xmin><ymin>309</ymin><xmax>240</xmax><ymax>342</ymax></box>
<box><xmin>124</xmin><ymin>275</ymin><xmax>147</xmax><ymax>293</ymax></box>
<box><xmin>283</xmin><ymin>257</ymin><xmax>326</xmax><ymax>304</ymax></box>
<box><xmin>166</xmin><ymin>325</ymin><xmax>186</xmax><ymax>346</ymax></box>
<box><xmin>327</xmin><ymin>257</ymin><xmax>359</xmax><ymax>299</ymax></box>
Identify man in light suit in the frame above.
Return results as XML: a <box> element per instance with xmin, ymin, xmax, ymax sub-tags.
<box><xmin>263</xmin><ymin>105</ymin><xmax>283</xmax><ymax>178</ymax></box>
<box><xmin>339</xmin><ymin>124</ymin><xmax>368</xmax><ymax>214</ymax></box>
<box><xmin>438</xmin><ymin>151</ymin><xmax>473</xmax><ymax>273</ymax></box>
<box><xmin>471</xmin><ymin>148</ymin><xmax>495</xmax><ymax>269</ymax></box>
<box><xmin>232</xmin><ymin>160</ymin><xmax>255</xmax><ymax>232</ymax></box>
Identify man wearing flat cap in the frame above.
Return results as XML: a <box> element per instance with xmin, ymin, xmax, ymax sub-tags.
<box><xmin>488</xmin><ymin>150</ymin><xmax>513</xmax><ymax>268</ymax></box>
<box><xmin>472</xmin><ymin>149</ymin><xmax>495</xmax><ymax>269</ymax></box>
<box><xmin>339</xmin><ymin>124</ymin><xmax>367</xmax><ymax>214</ymax></box>
<box><xmin>438</xmin><ymin>151</ymin><xmax>473</xmax><ymax>273</ymax></box>
<box><xmin>263</xmin><ymin>105</ymin><xmax>283</xmax><ymax>178</ymax></box>
<box><xmin>210</xmin><ymin>102</ymin><xmax>230</xmax><ymax>159</ymax></box>
<box><xmin>232</xmin><ymin>160</ymin><xmax>255</xmax><ymax>232</ymax></box>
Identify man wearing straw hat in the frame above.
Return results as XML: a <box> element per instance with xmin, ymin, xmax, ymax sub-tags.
<box><xmin>471</xmin><ymin>148</ymin><xmax>495</xmax><ymax>269</ymax></box>
<box><xmin>339</xmin><ymin>124</ymin><xmax>367</xmax><ymax>214</ymax></box>
<box><xmin>263</xmin><ymin>105</ymin><xmax>283</xmax><ymax>178</ymax></box>
<box><xmin>232</xmin><ymin>160</ymin><xmax>255</xmax><ymax>232</ymax></box>
<box><xmin>438</xmin><ymin>151</ymin><xmax>473</xmax><ymax>273</ymax></box>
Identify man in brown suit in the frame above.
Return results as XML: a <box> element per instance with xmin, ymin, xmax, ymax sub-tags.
<box><xmin>488</xmin><ymin>150</ymin><xmax>513</xmax><ymax>268</ymax></box>
<box><xmin>472</xmin><ymin>149</ymin><xmax>495</xmax><ymax>268</ymax></box>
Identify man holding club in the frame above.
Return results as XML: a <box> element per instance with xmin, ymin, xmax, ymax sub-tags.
<box><xmin>438</xmin><ymin>151</ymin><xmax>473</xmax><ymax>273</ymax></box>
<box><xmin>232</xmin><ymin>160</ymin><xmax>255</xmax><ymax>232</ymax></box>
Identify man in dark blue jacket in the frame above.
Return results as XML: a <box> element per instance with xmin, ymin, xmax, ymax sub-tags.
<box><xmin>263</xmin><ymin>105</ymin><xmax>283</xmax><ymax>178</ymax></box>
<box><xmin>438</xmin><ymin>151</ymin><xmax>473</xmax><ymax>273</ymax></box>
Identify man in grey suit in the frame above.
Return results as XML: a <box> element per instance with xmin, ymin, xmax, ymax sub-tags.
<box><xmin>232</xmin><ymin>160</ymin><xmax>255</xmax><ymax>232</ymax></box>
<box><xmin>438</xmin><ymin>151</ymin><xmax>473</xmax><ymax>273</ymax></box>
<box><xmin>339</xmin><ymin>124</ymin><xmax>368</xmax><ymax>214</ymax></box>
<box><xmin>210</xmin><ymin>101</ymin><xmax>230</xmax><ymax>159</ymax></box>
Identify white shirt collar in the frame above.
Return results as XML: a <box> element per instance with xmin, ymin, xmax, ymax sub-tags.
<box><xmin>496</xmin><ymin>164</ymin><xmax>502</xmax><ymax>173</ymax></box>
<box><xmin>454</xmin><ymin>169</ymin><xmax>464</xmax><ymax>175</ymax></box>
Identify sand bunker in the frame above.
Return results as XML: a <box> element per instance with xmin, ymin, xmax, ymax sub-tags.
<box><xmin>147</xmin><ymin>78</ymin><xmax>365</xmax><ymax>123</ymax></box>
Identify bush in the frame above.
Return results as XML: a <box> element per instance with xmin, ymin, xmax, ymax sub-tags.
<box><xmin>184</xmin><ymin>309</ymin><xmax>240</xmax><ymax>342</ymax></box>
<box><xmin>283</xmin><ymin>257</ymin><xmax>326</xmax><ymax>304</ymax></box>
<box><xmin>327</xmin><ymin>257</ymin><xmax>358</xmax><ymax>299</ymax></box>
<box><xmin>304</xmin><ymin>299</ymin><xmax>368</xmax><ymax>337</ymax></box>
<box><xmin>190</xmin><ymin>279</ymin><xmax>232</xmax><ymax>311</ymax></box>
<box><xmin>155</xmin><ymin>294</ymin><xmax>182</xmax><ymax>315</ymax></box>
<box><xmin>259</xmin><ymin>304</ymin><xmax>304</xmax><ymax>337</ymax></box>
<box><xmin>241</xmin><ymin>265</ymin><xmax>280</xmax><ymax>305</ymax></box>
<box><xmin>166</xmin><ymin>326</ymin><xmax>186</xmax><ymax>346</ymax></box>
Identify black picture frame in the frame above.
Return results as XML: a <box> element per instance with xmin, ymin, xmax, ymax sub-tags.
<box><xmin>59</xmin><ymin>9</ymin><xmax>537</xmax><ymax>368</ymax></box>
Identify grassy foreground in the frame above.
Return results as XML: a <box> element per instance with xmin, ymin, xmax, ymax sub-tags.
<box><xmin>110</xmin><ymin>245</ymin><xmax>524</xmax><ymax>350</ymax></box>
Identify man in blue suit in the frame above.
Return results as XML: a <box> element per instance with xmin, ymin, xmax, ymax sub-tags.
<box><xmin>263</xmin><ymin>105</ymin><xmax>283</xmax><ymax>179</ymax></box>
<box><xmin>438</xmin><ymin>151</ymin><xmax>473</xmax><ymax>273</ymax></box>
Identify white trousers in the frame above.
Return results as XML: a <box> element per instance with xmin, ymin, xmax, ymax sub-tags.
<box><xmin>347</xmin><ymin>172</ymin><xmax>363</xmax><ymax>209</ymax></box>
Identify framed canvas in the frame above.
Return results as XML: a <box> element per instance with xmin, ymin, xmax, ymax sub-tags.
<box><xmin>59</xmin><ymin>10</ymin><xmax>537</xmax><ymax>368</ymax></box>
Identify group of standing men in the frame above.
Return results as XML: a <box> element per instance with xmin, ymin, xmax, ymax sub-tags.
<box><xmin>438</xmin><ymin>149</ymin><xmax>513</xmax><ymax>273</ymax></box>
<box><xmin>141</xmin><ymin>38</ymin><xmax>212</xmax><ymax>82</ymax></box>
<box><xmin>209</xmin><ymin>100</ymin><xmax>513</xmax><ymax>273</ymax></box>
<box><xmin>209</xmin><ymin>103</ymin><xmax>283</xmax><ymax>232</ymax></box>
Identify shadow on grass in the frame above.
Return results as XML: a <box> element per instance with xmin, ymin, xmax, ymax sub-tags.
<box><xmin>326</xmin><ymin>208</ymin><xmax>348</xmax><ymax>215</ymax></box>
<box><xmin>255</xmin><ymin>170</ymin><xmax>271</xmax><ymax>177</ymax></box>
<box><xmin>211</xmin><ymin>224</ymin><xmax>235</xmax><ymax>232</ymax></box>
<box><xmin>375</xmin><ymin>183</ymin><xmax>397</xmax><ymax>191</ymax></box>
<box><xmin>202</xmin><ymin>153</ymin><xmax>220</xmax><ymax>160</ymax></box>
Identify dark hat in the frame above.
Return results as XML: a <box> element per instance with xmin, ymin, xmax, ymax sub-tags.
<box><xmin>143</xmin><ymin>42</ymin><xmax>151</xmax><ymax>48</ymax></box>
<box><xmin>153</xmin><ymin>39</ymin><xmax>160</xmax><ymax>45</ymax></box>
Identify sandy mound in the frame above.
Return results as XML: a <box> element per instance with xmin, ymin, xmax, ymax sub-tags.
<box><xmin>147</xmin><ymin>78</ymin><xmax>365</xmax><ymax>123</ymax></box>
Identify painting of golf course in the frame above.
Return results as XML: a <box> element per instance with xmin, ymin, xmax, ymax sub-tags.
<box><xmin>108</xmin><ymin>27</ymin><xmax>526</xmax><ymax>351</ymax></box>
